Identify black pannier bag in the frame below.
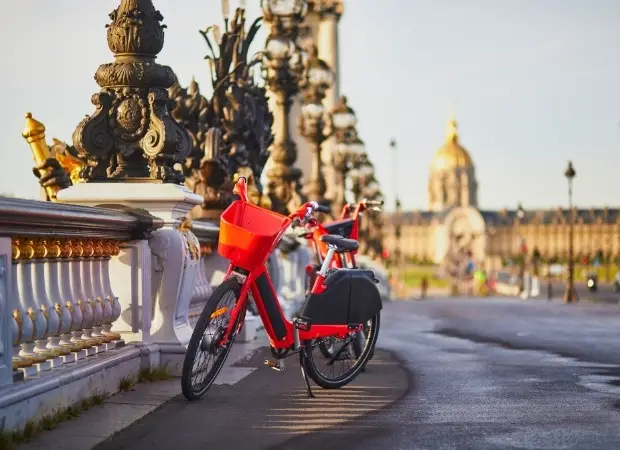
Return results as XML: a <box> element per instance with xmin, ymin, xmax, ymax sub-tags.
<box><xmin>299</xmin><ymin>268</ymin><xmax>383</xmax><ymax>326</ymax></box>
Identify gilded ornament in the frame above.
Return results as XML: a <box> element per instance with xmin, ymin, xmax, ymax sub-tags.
<box><xmin>21</xmin><ymin>113</ymin><xmax>62</xmax><ymax>201</ymax></box>
<box><xmin>94</xmin><ymin>240</ymin><xmax>105</xmax><ymax>257</ymax></box>
<box><xmin>27</xmin><ymin>307</ymin><xmax>39</xmax><ymax>339</ymax></box>
<box><xmin>13</xmin><ymin>308</ymin><xmax>22</xmax><ymax>330</ymax></box>
<box><xmin>11</xmin><ymin>239</ymin><xmax>20</xmax><ymax>260</ymax></box>
<box><xmin>111</xmin><ymin>241</ymin><xmax>121</xmax><ymax>256</ymax></box>
<box><xmin>60</xmin><ymin>240</ymin><xmax>73</xmax><ymax>258</ymax></box>
<box><xmin>71</xmin><ymin>240</ymin><xmax>84</xmax><ymax>258</ymax></box>
<box><xmin>34</xmin><ymin>239</ymin><xmax>48</xmax><ymax>259</ymax></box>
<box><xmin>105</xmin><ymin>330</ymin><xmax>122</xmax><ymax>341</ymax></box>
<box><xmin>49</xmin><ymin>240</ymin><xmax>62</xmax><ymax>258</ymax></box>
<box><xmin>102</xmin><ymin>240</ymin><xmax>113</xmax><ymax>257</ymax></box>
<box><xmin>19</xmin><ymin>239</ymin><xmax>36</xmax><ymax>260</ymax></box>
<box><xmin>50</xmin><ymin>138</ymin><xmax>86</xmax><ymax>185</ymax></box>
<box><xmin>12</xmin><ymin>357</ymin><xmax>34</xmax><ymax>370</ymax></box>
<box><xmin>82</xmin><ymin>240</ymin><xmax>95</xmax><ymax>258</ymax></box>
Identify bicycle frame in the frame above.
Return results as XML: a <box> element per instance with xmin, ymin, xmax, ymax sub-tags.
<box><xmin>218</xmin><ymin>179</ymin><xmax>359</xmax><ymax>350</ymax></box>
<box><xmin>306</xmin><ymin>201</ymin><xmax>369</xmax><ymax>269</ymax></box>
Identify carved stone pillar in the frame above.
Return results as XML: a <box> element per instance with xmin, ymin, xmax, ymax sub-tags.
<box><xmin>262</xmin><ymin>1</ymin><xmax>308</xmax><ymax>214</ymax></box>
<box><xmin>313</xmin><ymin>0</ymin><xmax>343</xmax><ymax>203</ymax></box>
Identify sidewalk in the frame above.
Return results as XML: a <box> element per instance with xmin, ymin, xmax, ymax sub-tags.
<box><xmin>18</xmin><ymin>337</ymin><xmax>267</xmax><ymax>450</ymax></box>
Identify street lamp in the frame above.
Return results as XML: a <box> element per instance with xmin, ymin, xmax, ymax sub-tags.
<box><xmin>261</xmin><ymin>0</ymin><xmax>308</xmax><ymax>213</ymax></box>
<box><xmin>390</xmin><ymin>139</ymin><xmax>402</xmax><ymax>268</ymax></box>
<box><xmin>328</xmin><ymin>96</ymin><xmax>360</xmax><ymax>215</ymax></box>
<box><xmin>564</xmin><ymin>160</ymin><xmax>577</xmax><ymax>303</ymax></box>
<box><xmin>516</xmin><ymin>202</ymin><xmax>526</xmax><ymax>294</ymax></box>
<box><xmin>298</xmin><ymin>46</ymin><xmax>334</xmax><ymax>203</ymax></box>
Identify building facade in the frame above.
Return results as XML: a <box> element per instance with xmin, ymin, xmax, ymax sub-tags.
<box><xmin>385</xmin><ymin>117</ymin><xmax>620</xmax><ymax>270</ymax></box>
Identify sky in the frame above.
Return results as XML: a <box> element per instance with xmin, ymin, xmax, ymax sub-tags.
<box><xmin>0</xmin><ymin>0</ymin><xmax>619</xmax><ymax>211</ymax></box>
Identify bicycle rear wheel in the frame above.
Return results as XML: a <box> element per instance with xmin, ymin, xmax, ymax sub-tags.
<box><xmin>353</xmin><ymin>319</ymin><xmax>376</xmax><ymax>361</ymax></box>
<box><xmin>302</xmin><ymin>313</ymin><xmax>380</xmax><ymax>389</ymax></box>
<box><xmin>181</xmin><ymin>277</ymin><xmax>244</xmax><ymax>401</ymax></box>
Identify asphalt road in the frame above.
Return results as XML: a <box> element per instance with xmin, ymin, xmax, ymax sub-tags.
<box><xmin>94</xmin><ymin>347</ymin><xmax>409</xmax><ymax>450</ymax></box>
<box><xmin>545</xmin><ymin>280</ymin><xmax>619</xmax><ymax>303</ymax></box>
<box><xmin>97</xmin><ymin>298</ymin><xmax>620</xmax><ymax>449</ymax></box>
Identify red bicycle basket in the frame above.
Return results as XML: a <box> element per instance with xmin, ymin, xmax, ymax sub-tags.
<box><xmin>218</xmin><ymin>200</ymin><xmax>290</xmax><ymax>270</ymax></box>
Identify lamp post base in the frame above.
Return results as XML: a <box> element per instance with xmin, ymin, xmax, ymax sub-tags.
<box><xmin>563</xmin><ymin>286</ymin><xmax>576</xmax><ymax>304</ymax></box>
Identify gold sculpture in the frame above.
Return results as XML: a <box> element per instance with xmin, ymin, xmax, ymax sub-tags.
<box><xmin>21</xmin><ymin>113</ymin><xmax>61</xmax><ymax>201</ymax></box>
<box><xmin>50</xmin><ymin>138</ymin><xmax>86</xmax><ymax>185</ymax></box>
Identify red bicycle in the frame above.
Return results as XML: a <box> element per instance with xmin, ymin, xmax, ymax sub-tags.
<box><xmin>181</xmin><ymin>178</ymin><xmax>382</xmax><ymax>401</ymax></box>
<box><xmin>300</xmin><ymin>199</ymin><xmax>384</xmax><ymax>359</ymax></box>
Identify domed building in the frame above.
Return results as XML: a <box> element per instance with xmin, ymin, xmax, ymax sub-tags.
<box><xmin>428</xmin><ymin>117</ymin><xmax>477</xmax><ymax>212</ymax></box>
<box><xmin>384</xmin><ymin>116</ymin><xmax>620</xmax><ymax>272</ymax></box>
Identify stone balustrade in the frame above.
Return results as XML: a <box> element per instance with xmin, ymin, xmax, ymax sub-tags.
<box><xmin>0</xmin><ymin>197</ymin><xmax>162</xmax><ymax>385</ymax></box>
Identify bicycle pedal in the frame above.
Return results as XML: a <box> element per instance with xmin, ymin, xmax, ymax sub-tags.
<box><xmin>264</xmin><ymin>359</ymin><xmax>285</xmax><ymax>372</ymax></box>
<box><xmin>293</xmin><ymin>316</ymin><xmax>311</xmax><ymax>331</ymax></box>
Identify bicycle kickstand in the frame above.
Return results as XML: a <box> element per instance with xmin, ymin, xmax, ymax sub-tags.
<box><xmin>293</xmin><ymin>319</ymin><xmax>315</xmax><ymax>398</ymax></box>
<box><xmin>299</xmin><ymin>351</ymin><xmax>315</xmax><ymax>398</ymax></box>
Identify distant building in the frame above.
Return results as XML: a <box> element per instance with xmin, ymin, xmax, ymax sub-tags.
<box><xmin>384</xmin><ymin>117</ymin><xmax>620</xmax><ymax>270</ymax></box>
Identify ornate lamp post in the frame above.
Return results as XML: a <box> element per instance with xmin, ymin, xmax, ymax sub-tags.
<box><xmin>262</xmin><ymin>0</ymin><xmax>308</xmax><ymax>213</ymax></box>
<box><xmin>564</xmin><ymin>161</ymin><xmax>577</xmax><ymax>303</ymax></box>
<box><xmin>298</xmin><ymin>46</ymin><xmax>334</xmax><ymax>203</ymax></box>
<box><xmin>516</xmin><ymin>202</ymin><xmax>526</xmax><ymax>294</ymax></box>
<box><xmin>390</xmin><ymin>138</ymin><xmax>402</xmax><ymax>268</ymax></box>
<box><xmin>328</xmin><ymin>96</ymin><xmax>361</xmax><ymax>215</ymax></box>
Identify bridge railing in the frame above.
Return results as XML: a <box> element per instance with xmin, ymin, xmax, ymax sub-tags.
<box><xmin>0</xmin><ymin>197</ymin><xmax>162</xmax><ymax>386</ymax></box>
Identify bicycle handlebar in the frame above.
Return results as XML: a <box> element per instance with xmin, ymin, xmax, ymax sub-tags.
<box><xmin>288</xmin><ymin>201</ymin><xmax>329</xmax><ymax>222</ymax></box>
<box><xmin>231</xmin><ymin>178</ymin><xmax>330</xmax><ymax>226</ymax></box>
<box><xmin>364</xmin><ymin>199</ymin><xmax>384</xmax><ymax>207</ymax></box>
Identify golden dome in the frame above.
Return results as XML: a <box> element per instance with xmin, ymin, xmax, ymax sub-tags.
<box><xmin>430</xmin><ymin>116</ymin><xmax>473</xmax><ymax>172</ymax></box>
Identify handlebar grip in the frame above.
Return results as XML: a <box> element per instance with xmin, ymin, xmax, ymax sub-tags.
<box><xmin>365</xmin><ymin>200</ymin><xmax>384</xmax><ymax>207</ymax></box>
<box><xmin>316</xmin><ymin>204</ymin><xmax>331</xmax><ymax>213</ymax></box>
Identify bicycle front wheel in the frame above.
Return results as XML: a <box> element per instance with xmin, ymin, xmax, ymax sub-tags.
<box><xmin>181</xmin><ymin>277</ymin><xmax>244</xmax><ymax>401</ymax></box>
<box><xmin>302</xmin><ymin>313</ymin><xmax>381</xmax><ymax>389</ymax></box>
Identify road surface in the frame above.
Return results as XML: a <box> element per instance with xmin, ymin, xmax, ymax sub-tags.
<box><xmin>97</xmin><ymin>298</ymin><xmax>620</xmax><ymax>449</ymax></box>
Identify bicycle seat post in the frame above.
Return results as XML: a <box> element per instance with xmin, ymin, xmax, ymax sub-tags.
<box><xmin>317</xmin><ymin>246</ymin><xmax>337</xmax><ymax>277</ymax></box>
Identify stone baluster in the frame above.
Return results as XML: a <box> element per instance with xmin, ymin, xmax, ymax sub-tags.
<box><xmin>80</xmin><ymin>240</ymin><xmax>106</xmax><ymax>352</ymax></box>
<box><xmin>17</xmin><ymin>240</ymin><xmax>53</xmax><ymax>371</ymax></box>
<box><xmin>0</xmin><ymin>238</ymin><xmax>12</xmax><ymax>387</ymax></box>
<box><xmin>14</xmin><ymin>239</ymin><xmax>51</xmax><ymax>373</ymax></box>
<box><xmin>58</xmin><ymin>240</ymin><xmax>89</xmax><ymax>358</ymax></box>
<box><xmin>68</xmin><ymin>241</ymin><xmax>97</xmax><ymax>355</ymax></box>
<box><xmin>43</xmin><ymin>239</ymin><xmax>76</xmax><ymax>362</ymax></box>
<box><xmin>192</xmin><ymin>255</ymin><xmax>209</xmax><ymax>304</ymax></box>
<box><xmin>100</xmin><ymin>241</ymin><xmax>122</xmax><ymax>345</ymax></box>
<box><xmin>9</xmin><ymin>240</ymin><xmax>37</xmax><ymax>377</ymax></box>
<box><xmin>30</xmin><ymin>239</ymin><xmax>68</xmax><ymax>367</ymax></box>
<box><xmin>91</xmin><ymin>240</ymin><xmax>114</xmax><ymax>348</ymax></box>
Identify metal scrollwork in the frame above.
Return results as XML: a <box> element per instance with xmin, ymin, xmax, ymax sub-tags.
<box><xmin>170</xmin><ymin>7</ymin><xmax>273</xmax><ymax>218</ymax></box>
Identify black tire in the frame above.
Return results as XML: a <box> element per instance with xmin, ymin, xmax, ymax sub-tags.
<box><xmin>353</xmin><ymin>320</ymin><xmax>375</xmax><ymax>361</ymax></box>
<box><xmin>318</xmin><ymin>337</ymin><xmax>338</xmax><ymax>358</ymax></box>
<box><xmin>181</xmin><ymin>278</ymin><xmax>243</xmax><ymax>401</ymax></box>
<box><xmin>302</xmin><ymin>313</ymin><xmax>380</xmax><ymax>389</ymax></box>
